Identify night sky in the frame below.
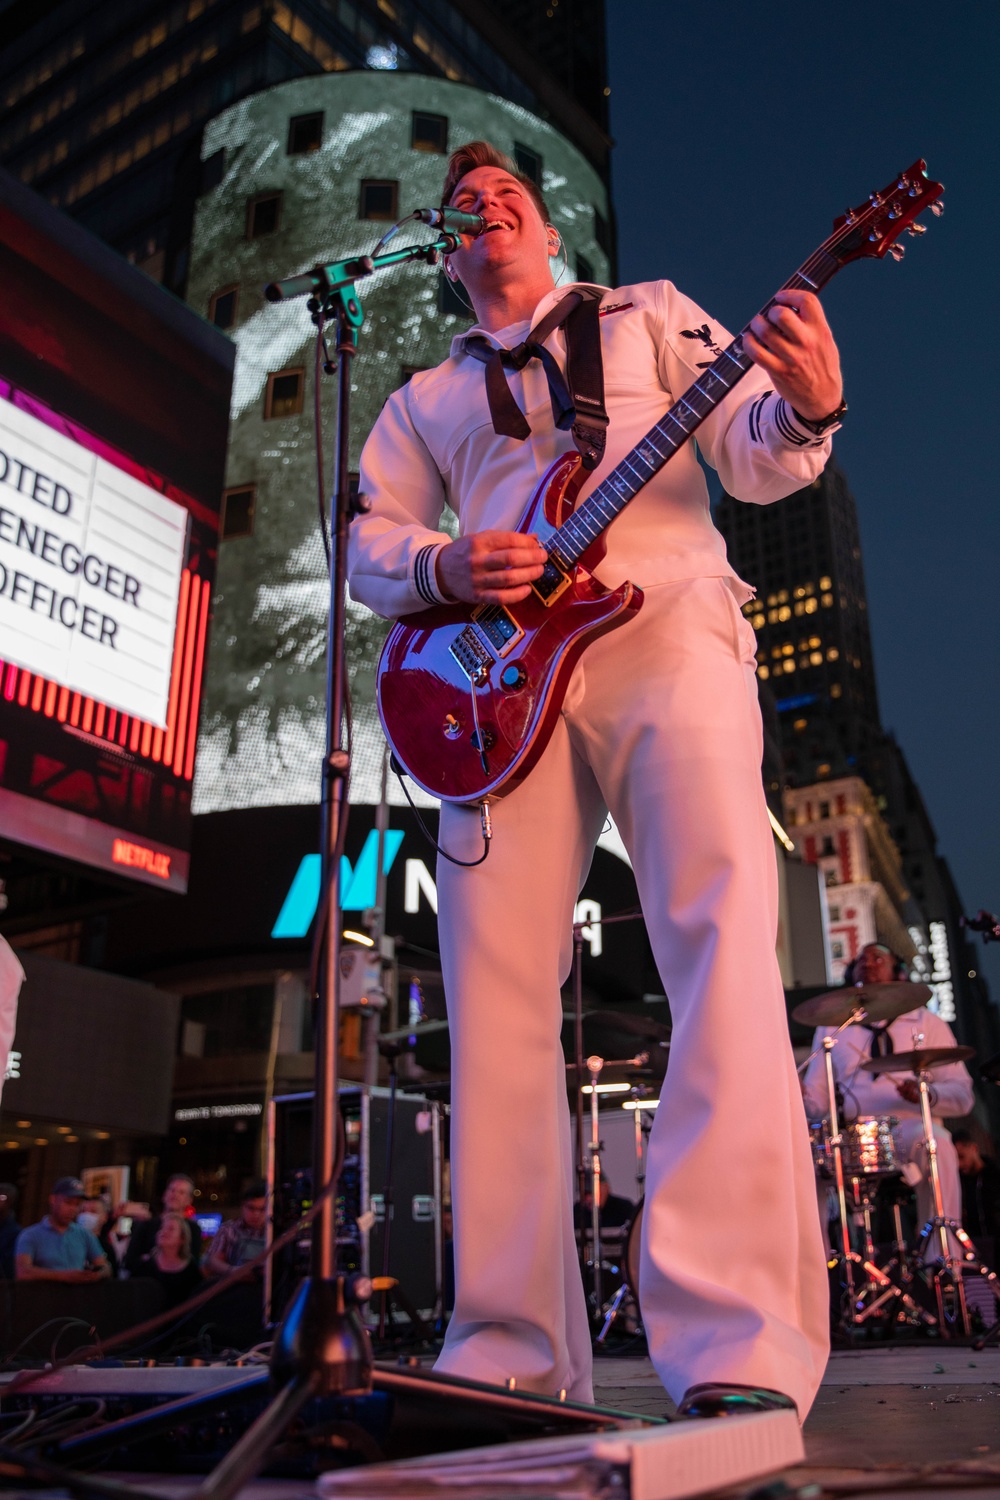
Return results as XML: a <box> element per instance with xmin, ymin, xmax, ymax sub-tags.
<box><xmin>606</xmin><ymin>1</ymin><xmax>1000</xmax><ymax>998</ymax></box>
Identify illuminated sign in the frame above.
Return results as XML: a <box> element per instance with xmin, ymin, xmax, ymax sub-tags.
<box><xmin>927</xmin><ymin>920</ymin><xmax>956</xmax><ymax>1022</ymax></box>
<box><xmin>0</xmin><ymin>399</ymin><xmax>187</xmax><ymax>728</ymax></box>
<box><xmin>272</xmin><ymin>832</ymin><xmax>603</xmax><ymax>955</ymax></box>
<box><xmin>175</xmin><ymin>1101</ymin><xmax>263</xmax><ymax>1121</ymax></box>
<box><xmin>111</xmin><ymin>838</ymin><xmax>172</xmax><ymax>881</ymax></box>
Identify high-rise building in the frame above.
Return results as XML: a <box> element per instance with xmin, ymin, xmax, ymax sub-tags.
<box><xmin>0</xmin><ymin>0</ymin><xmax>612</xmax><ymax>294</ymax></box>
<box><xmin>720</xmin><ymin>463</ymin><xmax>1000</xmax><ymax>1095</ymax></box>
<box><xmin>715</xmin><ymin>460</ymin><xmax>881</xmax><ymax>788</ymax></box>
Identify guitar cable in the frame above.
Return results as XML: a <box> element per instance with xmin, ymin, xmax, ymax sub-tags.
<box><xmin>391</xmin><ymin>757</ymin><xmax>492</xmax><ymax>868</ymax></box>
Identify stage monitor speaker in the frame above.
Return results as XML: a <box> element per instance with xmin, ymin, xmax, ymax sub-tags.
<box><xmin>267</xmin><ymin>1087</ymin><xmax>442</xmax><ymax>1324</ymax></box>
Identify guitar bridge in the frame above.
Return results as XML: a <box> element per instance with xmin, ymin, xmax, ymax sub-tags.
<box><xmin>531</xmin><ymin>557</ymin><xmax>571</xmax><ymax>606</ymax></box>
<box><xmin>449</xmin><ymin>625</ymin><xmax>493</xmax><ymax>683</ymax></box>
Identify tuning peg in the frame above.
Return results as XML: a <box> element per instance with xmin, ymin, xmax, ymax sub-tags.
<box><xmin>906</xmin><ymin>222</ymin><xmax>927</xmax><ymax>237</ymax></box>
<box><xmin>888</xmin><ymin>243</ymin><xmax>905</xmax><ymax>262</ymax></box>
<box><xmin>931</xmin><ymin>199</ymin><xmax>945</xmax><ymax>217</ymax></box>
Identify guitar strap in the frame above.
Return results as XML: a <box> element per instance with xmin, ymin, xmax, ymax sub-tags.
<box><xmin>463</xmin><ymin>287</ymin><xmax>609</xmax><ymax>471</ymax></box>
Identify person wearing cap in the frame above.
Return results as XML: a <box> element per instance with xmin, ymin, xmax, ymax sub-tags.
<box><xmin>15</xmin><ymin>1176</ymin><xmax>110</xmax><ymax>1282</ymax></box>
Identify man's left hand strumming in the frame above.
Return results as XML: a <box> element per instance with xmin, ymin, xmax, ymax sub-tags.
<box><xmin>744</xmin><ymin>288</ymin><xmax>843</xmax><ymax>422</ymax></box>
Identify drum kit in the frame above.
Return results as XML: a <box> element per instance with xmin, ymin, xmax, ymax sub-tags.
<box><xmin>793</xmin><ymin>981</ymin><xmax>1000</xmax><ymax>1340</ymax></box>
<box><xmin>566</xmin><ymin>972</ymin><xmax>1000</xmax><ymax>1347</ymax></box>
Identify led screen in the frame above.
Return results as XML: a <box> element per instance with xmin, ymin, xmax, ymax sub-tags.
<box><xmin>0</xmin><ymin>395</ymin><xmax>188</xmax><ymax>727</ymax></box>
<box><xmin>0</xmin><ymin>167</ymin><xmax>233</xmax><ymax>891</ymax></box>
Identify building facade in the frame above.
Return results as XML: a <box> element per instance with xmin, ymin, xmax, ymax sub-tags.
<box><xmin>783</xmin><ymin>775</ymin><xmax>915</xmax><ymax>981</ymax></box>
<box><xmin>185</xmin><ymin>69</ymin><xmax>613</xmax><ymax>813</ymax></box>
<box><xmin>0</xmin><ymin>0</ymin><xmax>611</xmax><ymax>294</ymax></box>
<box><xmin>716</xmin><ymin>460</ymin><xmax>881</xmax><ymax>788</ymax></box>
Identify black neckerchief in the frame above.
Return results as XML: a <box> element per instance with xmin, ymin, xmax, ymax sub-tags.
<box><xmin>865</xmin><ymin>1023</ymin><xmax>895</xmax><ymax>1059</ymax></box>
<box><xmin>463</xmin><ymin>287</ymin><xmax>609</xmax><ymax>470</ymax></box>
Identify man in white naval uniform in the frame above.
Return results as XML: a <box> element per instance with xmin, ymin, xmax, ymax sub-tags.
<box><xmin>348</xmin><ymin>141</ymin><xmax>846</xmax><ymax>1418</ymax></box>
<box><xmin>802</xmin><ymin>942</ymin><xmax>974</xmax><ymax>1251</ymax></box>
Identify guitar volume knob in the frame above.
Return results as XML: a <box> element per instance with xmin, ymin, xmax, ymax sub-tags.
<box><xmin>500</xmin><ymin>662</ymin><xmax>527</xmax><ymax>692</ymax></box>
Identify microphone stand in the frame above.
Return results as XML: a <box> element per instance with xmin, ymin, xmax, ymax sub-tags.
<box><xmin>188</xmin><ymin>230</ymin><xmax>462</xmax><ymax>1500</ymax></box>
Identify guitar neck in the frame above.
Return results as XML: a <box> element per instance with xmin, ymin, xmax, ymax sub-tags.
<box><xmin>546</xmin><ymin>245</ymin><xmax>844</xmax><ymax>573</ymax></box>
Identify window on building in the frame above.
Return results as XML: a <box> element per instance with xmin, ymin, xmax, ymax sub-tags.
<box><xmin>208</xmin><ymin>285</ymin><xmax>238</xmax><ymax>330</ymax></box>
<box><xmin>287</xmin><ymin>111</ymin><xmax>323</xmax><ymax>155</ymax></box>
<box><xmin>513</xmin><ymin>142</ymin><xmax>542</xmax><ymax>184</ymax></box>
<box><xmin>201</xmin><ymin>148</ymin><xmax>225</xmax><ymax>193</ymax></box>
<box><xmin>247</xmin><ymin>191</ymin><xmax>281</xmax><ymax>238</ymax></box>
<box><xmin>360</xmin><ymin>178</ymin><xmax>398</xmax><ymax>220</ymax></box>
<box><xmin>221</xmin><ymin>485</ymin><xmax>255</xmax><ymax>539</ymax></box>
<box><xmin>576</xmin><ymin>251</ymin><xmax>594</xmax><ymax>283</ymax></box>
<box><xmin>411</xmin><ymin>110</ymin><xmax>448</xmax><ymax>153</ymax></box>
<box><xmin>593</xmin><ymin>206</ymin><xmax>610</xmax><ymax>254</ymax></box>
<box><xmin>264</xmin><ymin>368</ymin><xmax>304</xmax><ymax>419</ymax></box>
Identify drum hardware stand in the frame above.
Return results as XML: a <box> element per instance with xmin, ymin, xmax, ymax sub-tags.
<box><xmin>586</xmin><ymin>1052</ymin><xmax>606</xmax><ymax>1315</ymax></box>
<box><xmin>819</xmin><ymin>1036</ymin><xmax>929</xmax><ymax>1333</ymax></box>
<box><xmin>906</xmin><ymin>1063</ymin><xmax>1000</xmax><ymax>1338</ymax></box>
<box><xmin>596</xmin><ymin>1089</ymin><xmax>652</xmax><ymax>1343</ymax></box>
<box><xmin>873</xmin><ymin>1184</ymin><xmax>933</xmax><ymax>1323</ymax></box>
<box><xmin>844</xmin><ymin>1171</ymin><xmax>935</xmax><ymax>1330</ymax></box>
<box><xmin>568</xmin><ymin>906</ymin><xmax>647</xmax><ymax>1333</ymax></box>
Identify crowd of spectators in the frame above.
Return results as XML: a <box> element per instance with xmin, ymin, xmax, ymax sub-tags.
<box><xmin>5</xmin><ymin>1173</ymin><xmax>270</xmax><ymax>1303</ymax></box>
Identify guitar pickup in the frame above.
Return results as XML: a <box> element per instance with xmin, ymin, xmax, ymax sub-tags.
<box><xmin>531</xmin><ymin>557</ymin><xmax>571</xmax><ymax>606</ymax></box>
<box><xmin>472</xmin><ymin>605</ymin><xmax>524</xmax><ymax>658</ymax></box>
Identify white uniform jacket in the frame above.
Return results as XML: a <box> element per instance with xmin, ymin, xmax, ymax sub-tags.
<box><xmin>347</xmin><ymin>280</ymin><xmax>837</xmax><ymax>621</ymax></box>
<box><xmin>802</xmin><ymin>1004</ymin><xmax>975</xmax><ymax>1125</ymax></box>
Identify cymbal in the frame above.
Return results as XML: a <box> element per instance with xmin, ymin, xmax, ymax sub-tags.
<box><xmin>861</xmin><ymin>1046</ymin><xmax>974</xmax><ymax>1075</ymax></box>
<box><xmin>791</xmin><ymin>981</ymin><xmax>932</xmax><ymax>1029</ymax></box>
<box><xmin>584</xmin><ymin>1009</ymin><xmax>671</xmax><ymax>1044</ymax></box>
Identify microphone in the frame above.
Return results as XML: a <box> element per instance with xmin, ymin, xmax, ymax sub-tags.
<box><xmin>412</xmin><ymin>206</ymin><xmax>486</xmax><ymax>236</ymax></box>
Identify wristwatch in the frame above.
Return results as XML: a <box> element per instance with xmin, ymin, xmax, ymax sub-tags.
<box><xmin>792</xmin><ymin>396</ymin><xmax>847</xmax><ymax>435</ymax></box>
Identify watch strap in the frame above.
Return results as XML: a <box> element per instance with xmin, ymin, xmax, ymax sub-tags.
<box><xmin>792</xmin><ymin>396</ymin><xmax>847</xmax><ymax>435</ymax></box>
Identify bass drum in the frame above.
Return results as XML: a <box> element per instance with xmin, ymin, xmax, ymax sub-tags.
<box><xmin>625</xmin><ymin>1198</ymin><xmax>644</xmax><ymax>1321</ymax></box>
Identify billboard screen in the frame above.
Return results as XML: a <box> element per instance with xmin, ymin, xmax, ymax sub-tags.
<box><xmin>0</xmin><ymin>168</ymin><xmax>234</xmax><ymax>892</ymax></box>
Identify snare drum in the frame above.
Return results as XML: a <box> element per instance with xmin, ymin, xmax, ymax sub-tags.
<box><xmin>810</xmin><ymin>1115</ymin><xmax>899</xmax><ymax>1179</ymax></box>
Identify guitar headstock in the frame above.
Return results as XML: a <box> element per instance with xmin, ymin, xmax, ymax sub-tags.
<box><xmin>829</xmin><ymin>159</ymin><xmax>943</xmax><ymax>266</ymax></box>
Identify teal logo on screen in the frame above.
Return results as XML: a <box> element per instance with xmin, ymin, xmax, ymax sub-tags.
<box><xmin>271</xmin><ymin>829</ymin><xmax>405</xmax><ymax>938</ymax></box>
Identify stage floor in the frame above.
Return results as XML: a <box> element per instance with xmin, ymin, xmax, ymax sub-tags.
<box><xmin>23</xmin><ymin>1344</ymin><xmax>1000</xmax><ymax>1500</ymax></box>
<box><xmin>593</xmin><ymin>1343</ymin><xmax>1000</xmax><ymax>1497</ymax></box>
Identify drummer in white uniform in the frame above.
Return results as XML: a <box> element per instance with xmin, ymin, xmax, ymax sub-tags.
<box><xmin>801</xmin><ymin>943</ymin><xmax>974</xmax><ymax>1251</ymax></box>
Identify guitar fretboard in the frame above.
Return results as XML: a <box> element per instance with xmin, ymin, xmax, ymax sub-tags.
<box><xmin>546</xmin><ymin>244</ymin><xmax>846</xmax><ymax>572</ymax></box>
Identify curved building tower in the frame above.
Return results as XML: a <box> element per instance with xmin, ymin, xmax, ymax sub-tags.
<box><xmin>185</xmin><ymin>71</ymin><xmax>612</xmax><ymax>812</ymax></box>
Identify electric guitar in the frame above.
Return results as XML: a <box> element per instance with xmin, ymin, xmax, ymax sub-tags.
<box><xmin>376</xmin><ymin>161</ymin><xmax>943</xmax><ymax>804</ymax></box>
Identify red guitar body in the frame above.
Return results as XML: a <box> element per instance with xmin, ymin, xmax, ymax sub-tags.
<box><xmin>376</xmin><ymin>451</ymin><xmax>644</xmax><ymax>803</ymax></box>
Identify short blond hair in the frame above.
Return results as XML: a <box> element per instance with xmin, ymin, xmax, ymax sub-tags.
<box><xmin>442</xmin><ymin>140</ymin><xmax>551</xmax><ymax>225</ymax></box>
<box><xmin>159</xmin><ymin>1211</ymin><xmax>192</xmax><ymax>1260</ymax></box>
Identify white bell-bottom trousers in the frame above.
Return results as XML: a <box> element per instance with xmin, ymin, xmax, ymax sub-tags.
<box><xmin>432</xmin><ymin>577</ymin><xmax>830</xmax><ymax>1416</ymax></box>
